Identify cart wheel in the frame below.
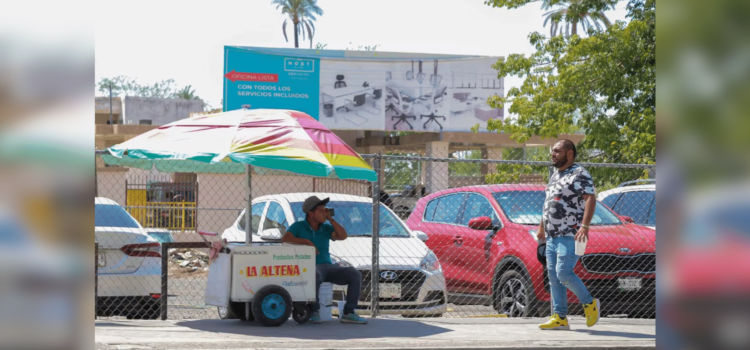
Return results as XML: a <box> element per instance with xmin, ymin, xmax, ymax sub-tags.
<box><xmin>252</xmin><ymin>285</ymin><xmax>292</xmax><ymax>327</ymax></box>
<box><xmin>292</xmin><ymin>303</ymin><xmax>312</xmax><ymax>324</ymax></box>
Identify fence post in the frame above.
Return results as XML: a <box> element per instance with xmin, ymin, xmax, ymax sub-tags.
<box><xmin>371</xmin><ymin>153</ymin><xmax>381</xmax><ymax>318</ymax></box>
<box><xmin>161</xmin><ymin>243</ymin><xmax>169</xmax><ymax>320</ymax></box>
<box><xmin>95</xmin><ymin>242</ymin><xmax>98</xmax><ymax>320</ymax></box>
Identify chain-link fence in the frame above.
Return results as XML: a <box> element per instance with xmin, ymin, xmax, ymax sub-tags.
<box><xmin>95</xmin><ymin>146</ymin><xmax>655</xmax><ymax>321</ymax></box>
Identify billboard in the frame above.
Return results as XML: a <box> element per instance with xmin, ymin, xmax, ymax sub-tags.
<box><xmin>224</xmin><ymin>46</ymin><xmax>504</xmax><ymax>132</ymax></box>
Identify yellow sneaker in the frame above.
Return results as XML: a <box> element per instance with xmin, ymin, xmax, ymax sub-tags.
<box><xmin>584</xmin><ymin>298</ymin><xmax>600</xmax><ymax>327</ymax></box>
<box><xmin>538</xmin><ymin>313</ymin><xmax>570</xmax><ymax>330</ymax></box>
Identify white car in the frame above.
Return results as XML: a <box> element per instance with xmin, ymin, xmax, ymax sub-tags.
<box><xmin>221</xmin><ymin>193</ymin><xmax>448</xmax><ymax>317</ymax></box>
<box><xmin>598</xmin><ymin>180</ymin><xmax>656</xmax><ymax>230</ymax></box>
<box><xmin>95</xmin><ymin>197</ymin><xmax>162</xmax><ymax>319</ymax></box>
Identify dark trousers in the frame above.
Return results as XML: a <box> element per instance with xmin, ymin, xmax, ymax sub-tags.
<box><xmin>314</xmin><ymin>264</ymin><xmax>362</xmax><ymax>315</ymax></box>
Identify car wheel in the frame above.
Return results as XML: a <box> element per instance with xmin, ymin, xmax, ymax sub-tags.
<box><xmin>218</xmin><ymin>305</ymin><xmax>236</xmax><ymax>319</ymax></box>
<box><xmin>126</xmin><ymin>298</ymin><xmax>161</xmax><ymax>320</ymax></box>
<box><xmin>494</xmin><ymin>270</ymin><xmax>540</xmax><ymax>318</ymax></box>
<box><xmin>228</xmin><ymin>302</ymin><xmax>254</xmax><ymax>321</ymax></box>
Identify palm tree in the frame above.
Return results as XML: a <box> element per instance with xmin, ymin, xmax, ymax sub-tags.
<box><xmin>174</xmin><ymin>85</ymin><xmax>200</xmax><ymax>100</ymax></box>
<box><xmin>272</xmin><ymin>0</ymin><xmax>323</xmax><ymax>49</ymax></box>
<box><xmin>543</xmin><ymin>0</ymin><xmax>613</xmax><ymax>38</ymax></box>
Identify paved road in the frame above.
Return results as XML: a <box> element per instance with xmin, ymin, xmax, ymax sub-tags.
<box><xmin>97</xmin><ymin>275</ymin><xmax>648</xmax><ymax>321</ymax></box>
<box><xmin>95</xmin><ymin>316</ymin><xmax>656</xmax><ymax>349</ymax></box>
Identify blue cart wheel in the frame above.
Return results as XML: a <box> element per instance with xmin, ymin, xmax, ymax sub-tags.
<box><xmin>261</xmin><ymin>294</ymin><xmax>286</xmax><ymax>320</ymax></box>
<box><xmin>252</xmin><ymin>285</ymin><xmax>292</xmax><ymax>327</ymax></box>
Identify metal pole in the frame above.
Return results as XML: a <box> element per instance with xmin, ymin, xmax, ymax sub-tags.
<box><xmin>371</xmin><ymin>153</ymin><xmax>381</xmax><ymax>318</ymax></box>
<box><xmin>161</xmin><ymin>243</ymin><xmax>169</xmax><ymax>320</ymax></box>
<box><xmin>109</xmin><ymin>83</ymin><xmax>113</xmax><ymax>125</ymax></box>
<box><xmin>245</xmin><ymin>164</ymin><xmax>252</xmax><ymax>318</ymax></box>
<box><xmin>95</xmin><ymin>243</ymin><xmax>98</xmax><ymax>320</ymax></box>
<box><xmin>95</xmin><ymin>153</ymin><xmax>99</xmax><ymax>197</ymax></box>
<box><xmin>245</xmin><ymin>164</ymin><xmax>252</xmax><ymax>244</ymax></box>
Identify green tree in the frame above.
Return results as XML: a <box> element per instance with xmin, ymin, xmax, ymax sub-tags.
<box><xmin>97</xmin><ymin>76</ymin><xmax>178</xmax><ymax>99</ymax></box>
<box><xmin>174</xmin><ymin>85</ymin><xmax>200</xmax><ymax>100</ymax></box>
<box><xmin>543</xmin><ymin>0</ymin><xmax>614</xmax><ymax>38</ymax></box>
<box><xmin>485</xmin><ymin>147</ymin><xmax>551</xmax><ymax>184</ymax></box>
<box><xmin>345</xmin><ymin>42</ymin><xmax>380</xmax><ymax>51</ymax></box>
<box><xmin>272</xmin><ymin>0</ymin><xmax>323</xmax><ymax>49</ymax></box>
<box><xmin>383</xmin><ymin>152</ymin><xmax>421</xmax><ymax>191</ymax></box>
<box><xmin>480</xmin><ymin>0</ymin><xmax>655</xmax><ymax>170</ymax></box>
<box><xmin>449</xmin><ymin>150</ymin><xmax>482</xmax><ymax>176</ymax></box>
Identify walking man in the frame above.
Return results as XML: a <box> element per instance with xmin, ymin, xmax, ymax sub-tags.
<box><xmin>537</xmin><ymin>140</ymin><xmax>600</xmax><ymax>330</ymax></box>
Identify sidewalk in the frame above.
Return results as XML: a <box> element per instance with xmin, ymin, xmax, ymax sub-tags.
<box><xmin>95</xmin><ymin>316</ymin><xmax>655</xmax><ymax>350</ymax></box>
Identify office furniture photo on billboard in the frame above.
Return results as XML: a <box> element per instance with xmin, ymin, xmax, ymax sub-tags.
<box><xmin>430</xmin><ymin>60</ymin><xmax>442</xmax><ymax>87</ymax></box>
<box><xmin>472</xmin><ymin>95</ymin><xmax>503</xmax><ymax>121</ymax></box>
<box><xmin>406</xmin><ymin>61</ymin><xmax>414</xmax><ymax>80</ymax></box>
<box><xmin>366</xmin><ymin>88</ymin><xmax>383</xmax><ymax>112</ymax></box>
<box><xmin>419</xmin><ymin>86</ymin><xmax>447</xmax><ymax>130</ymax></box>
<box><xmin>451</xmin><ymin>92</ymin><xmax>473</xmax><ymax>115</ymax></box>
<box><xmin>334</xmin><ymin>75</ymin><xmax>347</xmax><ymax>89</ymax></box>
<box><xmin>386</xmin><ymin>86</ymin><xmax>415</xmax><ymax>130</ymax></box>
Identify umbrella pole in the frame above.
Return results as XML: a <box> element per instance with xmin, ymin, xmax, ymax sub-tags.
<box><xmin>244</xmin><ymin>164</ymin><xmax>252</xmax><ymax>319</ymax></box>
<box><xmin>245</xmin><ymin>164</ymin><xmax>252</xmax><ymax>244</ymax></box>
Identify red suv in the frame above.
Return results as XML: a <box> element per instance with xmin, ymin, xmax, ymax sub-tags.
<box><xmin>406</xmin><ymin>184</ymin><xmax>656</xmax><ymax>318</ymax></box>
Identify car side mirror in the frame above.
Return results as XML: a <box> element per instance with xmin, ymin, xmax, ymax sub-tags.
<box><xmin>412</xmin><ymin>230</ymin><xmax>429</xmax><ymax>242</ymax></box>
<box><xmin>621</xmin><ymin>215</ymin><xmax>634</xmax><ymax>223</ymax></box>
<box><xmin>468</xmin><ymin>216</ymin><xmax>493</xmax><ymax>230</ymax></box>
<box><xmin>259</xmin><ymin>228</ymin><xmax>283</xmax><ymax>240</ymax></box>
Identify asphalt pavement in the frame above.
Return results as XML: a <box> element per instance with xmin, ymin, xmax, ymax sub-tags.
<box><xmin>95</xmin><ymin>316</ymin><xmax>655</xmax><ymax>350</ymax></box>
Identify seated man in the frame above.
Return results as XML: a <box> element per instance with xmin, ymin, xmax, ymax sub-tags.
<box><xmin>282</xmin><ymin>196</ymin><xmax>367</xmax><ymax>324</ymax></box>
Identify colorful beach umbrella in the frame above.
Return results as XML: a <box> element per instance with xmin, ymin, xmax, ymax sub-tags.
<box><xmin>103</xmin><ymin>109</ymin><xmax>376</xmax><ymax>182</ymax></box>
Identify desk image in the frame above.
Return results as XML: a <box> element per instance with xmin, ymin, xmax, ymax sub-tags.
<box><xmin>320</xmin><ymin>86</ymin><xmax>384</xmax><ymax>127</ymax></box>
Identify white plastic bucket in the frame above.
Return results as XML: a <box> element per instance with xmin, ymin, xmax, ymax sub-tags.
<box><xmin>318</xmin><ymin>283</ymin><xmax>333</xmax><ymax>321</ymax></box>
<box><xmin>337</xmin><ymin>301</ymin><xmax>346</xmax><ymax>319</ymax></box>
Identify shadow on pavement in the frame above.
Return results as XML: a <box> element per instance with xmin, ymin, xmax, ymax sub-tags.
<box><xmin>176</xmin><ymin>318</ymin><xmax>451</xmax><ymax>340</ymax></box>
<box><xmin>574</xmin><ymin>329</ymin><xmax>656</xmax><ymax>339</ymax></box>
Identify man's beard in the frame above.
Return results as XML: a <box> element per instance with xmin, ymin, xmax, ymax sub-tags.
<box><xmin>552</xmin><ymin>155</ymin><xmax>568</xmax><ymax>168</ymax></box>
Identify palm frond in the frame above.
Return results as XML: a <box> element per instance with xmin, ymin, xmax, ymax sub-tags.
<box><xmin>304</xmin><ymin>21</ymin><xmax>314</xmax><ymax>48</ymax></box>
<box><xmin>282</xmin><ymin>19</ymin><xmax>289</xmax><ymax>42</ymax></box>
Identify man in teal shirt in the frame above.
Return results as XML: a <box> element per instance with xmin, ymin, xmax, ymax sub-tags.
<box><xmin>282</xmin><ymin>196</ymin><xmax>367</xmax><ymax>324</ymax></box>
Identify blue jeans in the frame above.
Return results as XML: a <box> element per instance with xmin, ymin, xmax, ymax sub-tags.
<box><xmin>546</xmin><ymin>236</ymin><xmax>594</xmax><ymax>317</ymax></box>
<box><xmin>314</xmin><ymin>264</ymin><xmax>362</xmax><ymax>315</ymax></box>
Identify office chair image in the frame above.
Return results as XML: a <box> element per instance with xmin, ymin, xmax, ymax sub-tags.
<box><xmin>386</xmin><ymin>87</ymin><xmax>415</xmax><ymax>130</ymax></box>
<box><xmin>338</xmin><ymin>93</ymin><xmax>377</xmax><ymax>126</ymax></box>
<box><xmin>420</xmin><ymin>86</ymin><xmax>448</xmax><ymax>130</ymax></box>
<box><xmin>334</xmin><ymin>74</ymin><xmax>347</xmax><ymax>89</ymax></box>
<box><xmin>366</xmin><ymin>88</ymin><xmax>383</xmax><ymax>112</ymax></box>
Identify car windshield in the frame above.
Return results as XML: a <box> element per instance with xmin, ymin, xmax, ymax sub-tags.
<box><xmin>95</xmin><ymin>204</ymin><xmax>141</xmax><ymax>228</ymax></box>
<box><xmin>290</xmin><ymin>201</ymin><xmax>410</xmax><ymax>237</ymax></box>
<box><xmin>147</xmin><ymin>232</ymin><xmax>174</xmax><ymax>243</ymax></box>
<box><xmin>492</xmin><ymin>191</ymin><xmax>623</xmax><ymax>225</ymax></box>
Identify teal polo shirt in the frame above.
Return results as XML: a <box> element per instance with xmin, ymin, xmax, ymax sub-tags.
<box><xmin>287</xmin><ymin>220</ymin><xmax>334</xmax><ymax>265</ymax></box>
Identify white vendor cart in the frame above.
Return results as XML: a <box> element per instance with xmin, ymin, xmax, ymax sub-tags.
<box><xmin>205</xmin><ymin>241</ymin><xmax>318</xmax><ymax>327</ymax></box>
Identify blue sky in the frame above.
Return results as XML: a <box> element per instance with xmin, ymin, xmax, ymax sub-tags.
<box><xmin>95</xmin><ymin>0</ymin><xmax>629</xmax><ymax>113</ymax></box>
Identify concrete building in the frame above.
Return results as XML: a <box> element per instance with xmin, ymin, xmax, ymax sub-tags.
<box><xmin>95</xmin><ymin>96</ymin><xmax>204</xmax><ymax>125</ymax></box>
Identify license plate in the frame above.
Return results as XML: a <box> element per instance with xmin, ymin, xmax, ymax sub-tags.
<box><xmin>379</xmin><ymin>284</ymin><xmax>401</xmax><ymax>298</ymax></box>
<box><xmin>618</xmin><ymin>277</ymin><xmax>642</xmax><ymax>291</ymax></box>
<box><xmin>98</xmin><ymin>253</ymin><xmax>106</xmax><ymax>267</ymax></box>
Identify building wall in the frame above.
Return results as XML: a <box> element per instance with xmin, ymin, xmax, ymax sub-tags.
<box><xmin>121</xmin><ymin>96</ymin><xmax>204</xmax><ymax>125</ymax></box>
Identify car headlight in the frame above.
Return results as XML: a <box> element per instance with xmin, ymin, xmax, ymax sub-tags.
<box><xmin>331</xmin><ymin>254</ymin><xmax>352</xmax><ymax>267</ymax></box>
<box><xmin>420</xmin><ymin>250</ymin><xmax>441</xmax><ymax>272</ymax></box>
